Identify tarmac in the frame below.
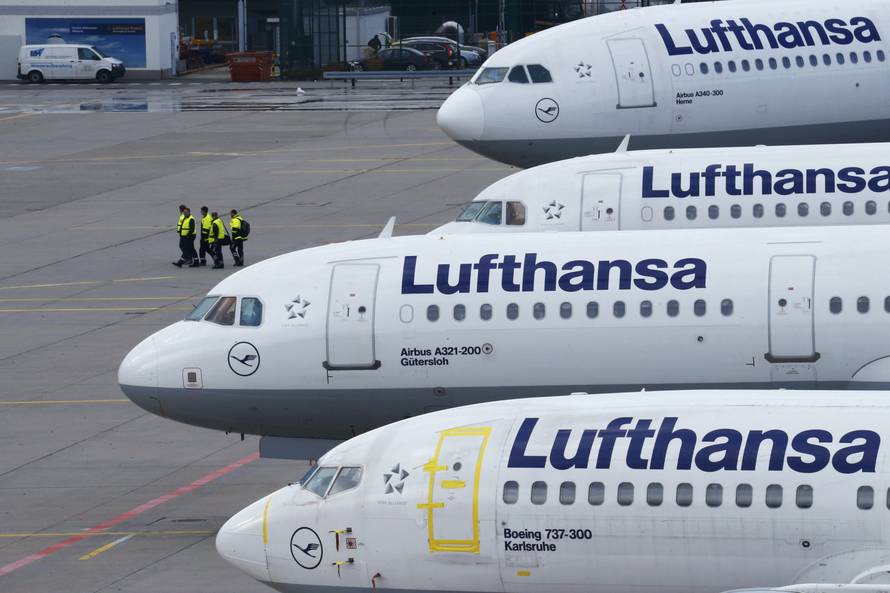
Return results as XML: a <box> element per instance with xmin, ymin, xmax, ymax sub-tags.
<box><xmin>0</xmin><ymin>72</ymin><xmax>513</xmax><ymax>593</ymax></box>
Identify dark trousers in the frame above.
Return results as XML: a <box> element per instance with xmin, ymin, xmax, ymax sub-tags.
<box><xmin>210</xmin><ymin>242</ymin><xmax>224</xmax><ymax>266</ymax></box>
<box><xmin>178</xmin><ymin>236</ymin><xmax>196</xmax><ymax>263</ymax></box>
<box><xmin>230</xmin><ymin>239</ymin><xmax>244</xmax><ymax>264</ymax></box>
<box><xmin>199</xmin><ymin>237</ymin><xmax>209</xmax><ymax>262</ymax></box>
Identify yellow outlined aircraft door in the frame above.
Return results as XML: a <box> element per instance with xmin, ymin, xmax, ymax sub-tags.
<box><xmin>417</xmin><ymin>427</ymin><xmax>491</xmax><ymax>554</ymax></box>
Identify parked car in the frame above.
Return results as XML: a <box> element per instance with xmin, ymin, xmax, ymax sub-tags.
<box><xmin>350</xmin><ymin>47</ymin><xmax>436</xmax><ymax>72</ymax></box>
<box><xmin>400</xmin><ymin>36</ymin><xmax>488</xmax><ymax>68</ymax></box>
<box><xmin>393</xmin><ymin>39</ymin><xmax>458</xmax><ymax>69</ymax></box>
<box><xmin>18</xmin><ymin>44</ymin><xmax>125</xmax><ymax>83</ymax></box>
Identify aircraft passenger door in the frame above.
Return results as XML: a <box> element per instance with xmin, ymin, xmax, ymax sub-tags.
<box><xmin>607</xmin><ymin>38</ymin><xmax>656</xmax><ymax>109</ymax></box>
<box><xmin>767</xmin><ymin>255</ymin><xmax>818</xmax><ymax>362</ymax></box>
<box><xmin>417</xmin><ymin>427</ymin><xmax>491</xmax><ymax>554</ymax></box>
<box><xmin>581</xmin><ymin>173</ymin><xmax>621</xmax><ymax>230</ymax></box>
<box><xmin>324</xmin><ymin>264</ymin><xmax>380</xmax><ymax>370</ymax></box>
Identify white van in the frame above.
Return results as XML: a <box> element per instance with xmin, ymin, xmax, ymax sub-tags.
<box><xmin>17</xmin><ymin>44</ymin><xmax>125</xmax><ymax>83</ymax></box>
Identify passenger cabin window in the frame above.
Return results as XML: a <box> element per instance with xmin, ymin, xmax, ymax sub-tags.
<box><xmin>617</xmin><ymin>482</ymin><xmax>634</xmax><ymax>506</ymax></box>
<box><xmin>858</xmin><ymin>486</ymin><xmax>874</xmax><ymax>509</ymax></box>
<box><xmin>858</xmin><ymin>297</ymin><xmax>870</xmax><ymax>314</ymax></box>
<box><xmin>427</xmin><ymin>304</ymin><xmax>439</xmax><ymax>322</ymax></box>
<box><xmin>327</xmin><ymin>466</ymin><xmax>363</xmax><ymax>496</ymax></box>
<box><xmin>503</xmin><ymin>481</ymin><xmax>519</xmax><ymax>504</ymax></box>
<box><xmin>560</xmin><ymin>481</ymin><xmax>576</xmax><ymax>505</ymax></box>
<box><xmin>303</xmin><ymin>466</ymin><xmax>339</xmax><ymax>497</ymax></box>
<box><xmin>736</xmin><ymin>484</ymin><xmax>753</xmax><ymax>507</ymax></box>
<box><xmin>240</xmin><ymin>297</ymin><xmax>263</xmax><ymax>326</ymax></box>
<box><xmin>588</xmin><ymin>482</ymin><xmax>605</xmax><ymax>505</ymax></box>
<box><xmin>721</xmin><ymin>299</ymin><xmax>733</xmax><ymax>316</ymax></box>
<box><xmin>766</xmin><ymin>484</ymin><xmax>783</xmax><ymax>508</ymax></box>
<box><xmin>676</xmin><ymin>483</ymin><xmax>693</xmax><ymax>506</ymax></box>
<box><xmin>586</xmin><ymin>301</ymin><xmax>599</xmax><ymax>319</ymax></box>
<box><xmin>527</xmin><ymin>64</ymin><xmax>553</xmax><ymax>83</ymax></box>
<box><xmin>187</xmin><ymin>296</ymin><xmax>218</xmax><ymax>321</ymax></box>
<box><xmin>480</xmin><ymin>303</ymin><xmax>493</xmax><ymax>321</ymax></box>
<box><xmin>475</xmin><ymin>67</ymin><xmax>508</xmax><ymax>84</ymax></box>
<box><xmin>796</xmin><ymin>485</ymin><xmax>813</xmax><ymax>509</ymax></box>
<box><xmin>560</xmin><ymin>302</ymin><xmax>572</xmax><ymax>319</ymax></box>
<box><xmin>508</xmin><ymin>65</ymin><xmax>529</xmax><ymax>83</ymax></box>
<box><xmin>829</xmin><ymin>297</ymin><xmax>842</xmax><ymax>314</ymax></box>
<box><xmin>667</xmin><ymin>300</ymin><xmax>679</xmax><ymax>317</ymax></box>
<box><xmin>506</xmin><ymin>201</ymin><xmax>526</xmax><ymax>225</ymax></box>
<box><xmin>205</xmin><ymin>296</ymin><xmax>237</xmax><ymax>325</ymax></box>
<box><xmin>647</xmin><ymin>483</ymin><xmax>663</xmax><ymax>506</ymax></box>
<box><xmin>531</xmin><ymin>481</ymin><xmax>547</xmax><ymax>504</ymax></box>
<box><xmin>453</xmin><ymin>304</ymin><xmax>466</xmax><ymax>321</ymax></box>
<box><xmin>533</xmin><ymin>302</ymin><xmax>546</xmax><ymax>320</ymax></box>
<box><xmin>476</xmin><ymin>201</ymin><xmax>503</xmax><ymax>225</ymax></box>
<box><xmin>456</xmin><ymin>201</ymin><xmax>485</xmax><ymax>222</ymax></box>
<box><xmin>706</xmin><ymin>483</ymin><xmax>722</xmax><ymax>507</ymax></box>
<box><xmin>507</xmin><ymin>303</ymin><xmax>519</xmax><ymax>320</ymax></box>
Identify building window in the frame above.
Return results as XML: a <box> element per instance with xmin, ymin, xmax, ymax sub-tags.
<box><xmin>506</xmin><ymin>303</ymin><xmax>519</xmax><ymax>320</ymax></box>
<box><xmin>427</xmin><ymin>304</ymin><xmax>439</xmax><ymax>322</ymax></box>
<box><xmin>613</xmin><ymin>301</ymin><xmax>626</xmax><ymax>318</ymax></box>
<box><xmin>796</xmin><ymin>485</ymin><xmax>813</xmax><ymax>509</ymax></box>
<box><xmin>560</xmin><ymin>481</ymin><xmax>576</xmax><ymax>505</ymax></box>
<box><xmin>640</xmin><ymin>300</ymin><xmax>653</xmax><ymax>318</ymax></box>
<box><xmin>531</xmin><ymin>481</ymin><xmax>547</xmax><ymax>504</ymax></box>
<box><xmin>587</xmin><ymin>301</ymin><xmax>599</xmax><ymax>319</ymax></box>
<box><xmin>533</xmin><ymin>302</ymin><xmax>546</xmax><ymax>320</ymax></box>
<box><xmin>676</xmin><ymin>483</ymin><xmax>693</xmax><ymax>507</ymax></box>
<box><xmin>766</xmin><ymin>484</ymin><xmax>783</xmax><ymax>508</ymax></box>
<box><xmin>480</xmin><ymin>303</ymin><xmax>492</xmax><ymax>321</ymax></box>
<box><xmin>588</xmin><ymin>482</ymin><xmax>605</xmax><ymax>505</ymax></box>
<box><xmin>617</xmin><ymin>482</ymin><xmax>634</xmax><ymax>506</ymax></box>
<box><xmin>453</xmin><ymin>304</ymin><xmax>466</xmax><ymax>321</ymax></box>
<box><xmin>858</xmin><ymin>486</ymin><xmax>874</xmax><ymax>510</ymax></box>
<box><xmin>503</xmin><ymin>481</ymin><xmax>519</xmax><ymax>504</ymax></box>
<box><xmin>647</xmin><ymin>483</ymin><xmax>663</xmax><ymax>506</ymax></box>
<box><xmin>830</xmin><ymin>297</ymin><xmax>842</xmax><ymax>314</ymax></box>
<box><xmin>736</xmin><ymin>484</ymin><xmax>753</xmax><ymax>507</ymax></box>
<box><xmin>560</xmin><ymin>302</ymin><xmax>572</xmax><ymax>319</ymax></box>
<box><xmin>706</xmin><ymin>483</ymin><xmax>723</xmax><ymax>507</ymax></box>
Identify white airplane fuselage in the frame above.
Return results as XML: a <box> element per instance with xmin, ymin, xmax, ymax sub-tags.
<box><xmin>217</xmin><ymin>390</ymin><xmax>890</xmax><ymax>593</ymax></box>
<box><xmin>437</xmin><ymin>0</ymin><xmax>890</xmax><ymax>167</ymax></box>
<box><xmin>436</xmin><ymin>143</ymin><xmax>890</xmax><ymax>234</ymax></box>
<box><xmin>120</xmin><ymin>225</ymin><xmax>890</xmax><ymax>441</ymax></box>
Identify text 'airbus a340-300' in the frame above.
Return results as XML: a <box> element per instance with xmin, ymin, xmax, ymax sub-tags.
<box><xmin>217</xmin><ymin>390</ymin><xmax>890</xmax><ymax>593</ymax></box>
<box><xmin>436</xmin><ymin>142</ymin><xmax>890</xmax><ymax>234</ymax></box>
<box><xmin>120</xmin><ymin>225</ymin><xmax>890</xmax><ymax>457</ymax></box>
<box><xmin>437</xmin><ymin>0</ymin><xmax>890</xmax><ymax>167</ymax></box>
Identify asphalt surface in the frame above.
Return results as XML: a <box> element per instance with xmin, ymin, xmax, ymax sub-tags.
<box><xmin>0</xmin><ymin>72</ymin><xmax>513</xmax><ymax>593</ymax></box>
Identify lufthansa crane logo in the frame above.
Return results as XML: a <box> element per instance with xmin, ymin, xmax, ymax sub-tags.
<box><xmin>290</xmin><ymin>527</ymin><xmax>323</xmax><ymax>569</ymax></box>
<box><xmin>228</xmin><ymin>342</ymin><xmax>260</xmax><ymax>377</ymax></box>
<box><xmin>535</xmin><ymin>98</ymin><xmax>559</xmax><ymax>123</ymax></box>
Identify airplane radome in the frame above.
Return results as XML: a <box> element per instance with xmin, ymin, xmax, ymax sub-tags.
<box><xmin>120</xmin><ymin>225</ymin><xmax>890</xmax><ymax>458</ymax></box>
<box><xmin>435</xmin><ymin>143</ymin><xmax>890</xmax><ymax>234</ymax></box>
<box><xmin>217</xmin><ymin>390</ymin><xmax>890</xmax><ymax>593</ymax></box>
<box><xmin>437</xmin><ymin>0</ymin><xmax>890</xmax><ymax>168</ymax></box>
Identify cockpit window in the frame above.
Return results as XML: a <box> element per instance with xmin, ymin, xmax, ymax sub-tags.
<box><xmin>303</xmin><ymin>466</ymin><xmax>339</xmax><ymax>497</ymax></box>
<box><xmin>475</xmin><ymin>67</ymin><xmax>508</xmax><ymax>84</ymax></box>
<box><xmin>506</xmin><ymin>201</ymin><xmax>526</xmax><ymax>225</ymax></box>
<box><xmin>527</xmin><ymin>64</ymin><xmax>553</xmax><ymax>83</ymax></box>
<box><xmin>205</xmin><ymin>296</ymin><xmax>237</xmax><ymax>326</ymax></box>
<box><xmin>297</xmin><ymin>464</ymin><xmax>318</xmax><ymax>485</ymax></box>
<box><xmin>476</xmin><ymin>200</ymin><xmax>503</xmax><ymax>225</ymax></box>
<box><xmin>456</xmin><ymin>201</ymin><xmax>486</xmax><ymax>222</ymax></box>
<box><xmin>240</xmin><ymin>297</ymin><xmax>263</xmax><ymax>326</ymax></box>
<box><xmin>508</xmin><ymin>65</ymin><xmax>529</xmax><ymax>83</ymax></box>
<box><xmin>328</xmin><ymin>466</ymin><xmax>363</xmax><ymax>496</ymax></box>
<box><xmin>186</xmin><ymin>296</ymin><xmax>218</xmax><ymax>321</ymax></box>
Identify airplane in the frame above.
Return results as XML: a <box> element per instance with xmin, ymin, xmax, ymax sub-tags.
<box><xmin>436</xmin><ymin>0</ymin><xmax>890</xmax><ymax>168</ymax></box>
<box><xmin>217</xmin><ymin>389</ymin><xmax>890</xmax><ymax>593</ymax></box>
<box><xmin>435</xmin><ymin>142</ymin><xmax>890</xmax><ymax>234</ymax></box>
<box><xmin>119</xmin><ymin>225</ymin><xmax>890</xmax><ymax>458</ymax></box>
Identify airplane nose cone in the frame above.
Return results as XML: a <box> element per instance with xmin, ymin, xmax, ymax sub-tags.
<box><xmin>216</xmin><ymin>496</ymin><xmax>271</xmax><ymax>582</ymax></box>
<box><xmin>437</xmin><ymin>86</ymin><xmax>484</xmax><ymax>141</ymax></box>
<box><xmin>117</xmin><ymin>336</ymin><xmax>160</xmax><ymax>414</ymax></box>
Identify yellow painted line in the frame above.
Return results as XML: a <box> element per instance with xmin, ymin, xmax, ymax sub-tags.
<box><xmin>0</xmin><ymin>113</ymin><xmax>33</xmax><ymax>123</ymax></box>
<box><xmin>0</xmin><ymin>306</ymin><xmax>192</xmax><ymax>313</ymax></box>
<box><xmin>0</xmin><ymin>530</ymin><xmax>214</xmax><ymax>538</ymax></box>
<box><xmin>262</xmin><ymin>495</ymin><xmax>273</xmax><ymax>545</ymax></box>
<box><xmin>440</xmin><ymin>480</ymin><xmax>466</xmax><ymax>489</ymax></box>
<box><xmin>0</xmin><ymin>297</ymin><xmax>192</xmax><ymax>302</ymax></box>
<box><xmin>0</xmin><ymin>276</ymin><xmax>176</xmax><ymax>291</ymax></box>
<box><xmin>0</xmin><ymin>399</ymin><xmax>129</xmax><ymax>405</ymax></box>
<box><xmin>517</xmin><ymin>570</ymin><xmax>532</xmax><ymax>577</ymax></box>
<box><xmin>79</xmin><ymin>535</ymin><xmax>133</xmax><ymax>560</ymax></box>
<box><xmin>272</xmin><ymin>168</ymin><xmax>512</xmax><ymax>174</ymax></box>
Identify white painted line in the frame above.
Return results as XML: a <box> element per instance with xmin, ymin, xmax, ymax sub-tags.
<box><xmin>168</xmin><ymin>82</ymin><xmax>182</xmax><ymax>86</ymax></box>
<box><xmin>148</xmin><ymin>82</ymin><xmax>161</xmax><ymax>85</ymax></box>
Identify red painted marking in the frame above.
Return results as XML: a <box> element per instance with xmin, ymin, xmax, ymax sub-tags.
<box><xmin>0</xmin><ymin>451</ymin><xmax>259</xmax><ymax>577</ymax></box>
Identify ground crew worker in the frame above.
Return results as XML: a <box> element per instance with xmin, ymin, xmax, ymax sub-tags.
<box><xmin>208</xmin><ymin>211</ymin><xmax>228</xmax><ymax>269</ymax></box>
<box><xmin>173</xmin><ymin>206</ymin><xmax>198</xmax><ymax>267</ymax></box>
<box><xmin>176</xmin><ymin>204</ymin><xmax>186</xmax><ymax>234</ymax></box>
<box><xmin>230</xmin><ymin>209</ymin><xmax>246</xmax><ymax>267</ymax></box>
<box><xmin>198</xmin><ymin>206</ymin><xmax>212</xmax><ymax>267</ymax></box>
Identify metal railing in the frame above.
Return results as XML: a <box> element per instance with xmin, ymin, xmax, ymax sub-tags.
<box><xmin>322</xmin><ymin>69</ymin><xmax>477</xmax><ymax>87</ymax></box>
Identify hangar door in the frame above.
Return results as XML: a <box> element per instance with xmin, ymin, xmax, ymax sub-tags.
<box><xmin>581</xmin><ymin>173</ymin><xmax>622</xmax><ymax>230</ymax></box>
<box><xmin>325</xmin><ymin>263</ymin><xmax>380</xmax><ymax>370</ymax></box>
<box><xmin>767</xmin><ymin>255</ymin><xmax>818</xmax><ymax>362</ymax></box>
<box><xmin>607</xmin><ymin>38</ymin><xmax>656</xmax><ymax>109</ymax></box>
